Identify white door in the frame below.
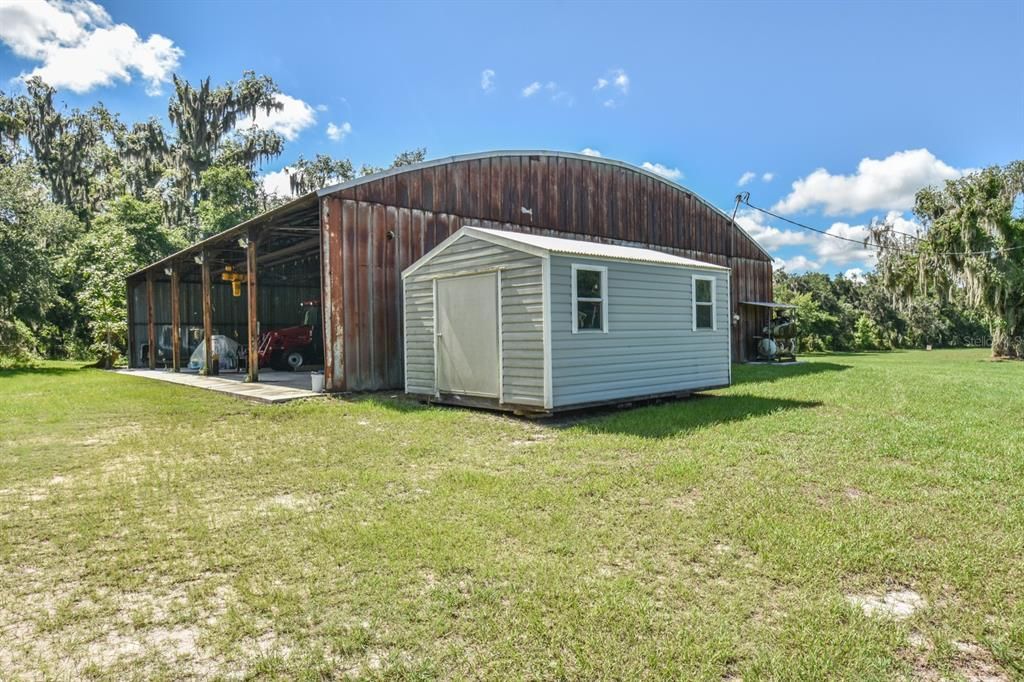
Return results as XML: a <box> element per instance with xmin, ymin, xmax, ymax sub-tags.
<box><xmin>436</xmin><ymin>272</ymin><xmax>500</xmax><ymax>398</ymax></box>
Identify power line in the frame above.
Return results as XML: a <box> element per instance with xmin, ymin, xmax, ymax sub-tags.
<box><xmin>739</xmin><ymin>197</ymin><xmax>1024</xmax><ymax>257</ymax></box>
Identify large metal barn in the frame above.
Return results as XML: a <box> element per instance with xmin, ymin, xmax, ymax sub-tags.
<box><xmin>127</xmin><ymin>150</ymin><xmax>774</xmax><ymax>392</ymax></box>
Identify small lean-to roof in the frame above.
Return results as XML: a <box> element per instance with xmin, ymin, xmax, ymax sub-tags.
<box><xmin>403</xmin><ymin>226</ymin><xmax>730</xmax><ymax>278</ymax></box>
<box><xmin>741</xmin><ymin>301</ymin><xmax>797</xmax><ymax>309</ymax></box>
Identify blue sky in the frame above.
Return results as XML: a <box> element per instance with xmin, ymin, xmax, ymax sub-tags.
<box><xmin>1</xmin><ymin>0</ymin><xmax>1022</xmax><ymax>276</ymax></box>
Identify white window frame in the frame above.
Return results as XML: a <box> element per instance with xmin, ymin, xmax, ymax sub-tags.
<box><xmin>692</xmin><ymin>274</ymin><xmax>717</xmax><ymax>331</ymax></box>
<box><xmin>571</xmin><ymin>263</ymin><xmax>608</xmax><ymax>333</ymax></box>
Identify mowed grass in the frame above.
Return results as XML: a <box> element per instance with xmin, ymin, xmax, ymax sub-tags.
<box><xmin>0</xmin><ymin>351</ymin><xmax>1021</xmax><ymax>680</ymax></box>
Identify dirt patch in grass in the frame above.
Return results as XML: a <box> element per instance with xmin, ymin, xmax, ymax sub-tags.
<box><xmin>901</xmin><ymin>633</ymin><xmax>1010</xmax><ymax>682</ymax></box>
<box><xmin>846</xmin><ymin>588</ymin><xmax>926</xmax><ymax>620</ymax></box>
<box><xmin>665</xmin><ymin>488</ymin><xmax>702</xmax><ymax>512</ymax></box>
<box><xmin>0</xmin><ymin>577</ymin><xmax>238</xmax><ymax>679</ymax></box>
<box><xmin>80</xmin><ymin>421</ymin><xmax>143</xmax><ymax>447</ymax></box>
<box><xmin>950</xmin><ymin>640</ymin><xmax>1010</xmax><ymax>682</ymax></box>
<box><xmin>261</xmin><ymin>493</ymin><xmax>317</xmax><ymax>512</ymax></box>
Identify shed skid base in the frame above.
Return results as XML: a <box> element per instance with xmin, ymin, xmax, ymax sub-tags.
<box><xmin>410</xmin><ymin>385</ymin><xmax>730</xmax><ymax>416</ymax></box>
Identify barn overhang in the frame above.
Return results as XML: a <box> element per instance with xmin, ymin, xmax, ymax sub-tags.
<box><xmin>126</xmin><ymin>193</ymin><xmax>324</xmax><ymax>374</ymax></box>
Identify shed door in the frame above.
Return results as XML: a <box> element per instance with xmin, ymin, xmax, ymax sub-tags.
<box><xmin>436</xmin><ymin>273</ymin><xmax>500</xmax><ymax>398</ymax></box>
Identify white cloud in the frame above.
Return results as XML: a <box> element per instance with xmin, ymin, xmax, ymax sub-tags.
<box><xmin>762</xmin><ymin>172</ymin><xmax>774</xmax><ymax>182</ymax></box>
<box><xmin>812</xmin><ymin>221</ymin><xmax>876</xmax><ymax>266</ymax></box>
<box><xmin>773</xmin><ymin>255</ymin><xmax>820</xmax><ymax>273</ymax></box>
<box><xmin>580</xmin><ymin>148</ymin><xmax>602</xmax><ymax>157</ymax></box>
<box><xmin>883</xmin><ymin>210</ymin><xmax>924</xmax><ymax>238</ymax></box>
<box><xmin>842</xmin><ymin>267</ymin><xmax>867</xmax><ymax>283</ymax></box>
<box><xmin>738</xmin><ymin>171</ymin><xmax>756</xmax><ymax>187</ymax></box>
<box><xmin>773</xmin><ymin>148</ymin><xmax>965</xmax><ymax>215</ymax></box>
<box><xmin>739</xmin><ymin>207</ymin><xmax>927</xmax><ymax>272</ymax></box>
<box><xmin>481</xmin><ymin>68</ymin><xmax>495</xmax><ymax>93</ymax></box>
<box><xmin>735</xmin><ymin>209</ymin><xmax>814</xmax><ymax>250</ymax></box>
<box><xmin>261</xmin><ymin>167</ymin><xmax>294</xmax><ymax>198</ymax></box>
<box><xmin>522</xmin><ymin>81</ymin><xmax>542</xmax><ymax>97</ymax></box>
<box><xmin>236</xmin><ymin>93</ymin><xmax>316</xmax><ymax>142</ymax></box>
<box><xmin>595</xmin><ymin>68</ymin><xmax>629</xmax><ymax>106</ymax></box>
<box><xmin>522</xmin><ymin>80</ymin><xmax>572</xmax><ymax>105</ymax></box>
<box><xmin>612</xmin><ymin>68</ymin><xmax>629</xmax><ymax>93</ymax></box>
<box><xmin>326</xmin><ymin>121</ymin><xmax>351</xmax><ymax>142</ymax></box>
<box><xmin>315</xmin><ymin>103</ymin><xmax>328</xmax><ymax>112</ymax></box>
<box><xmin>0</xmin><ymin>0</ymin><xmax>182</xmax><ymax>95</ymax></box>
<box><xmin>641</xmin><ymin>161</ymin><xmax>683</xmax><ymax>181</ymax></box>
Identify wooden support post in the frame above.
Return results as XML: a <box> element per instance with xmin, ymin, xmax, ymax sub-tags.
<box><xmin>321</xmin><ymin>197</ymin><xmax>345</xmax><ymax>391</ymax></box>
<box><xmin>170</xmin><ymin>264</ymin><xmax>181</xmax><ymax>372</ymax></box>
<box><xmin>201</xmin><ymin>250</ymin><xmax>214</xmax><ymax>376</ymax></box>
<box><xmin>145</xmin><ymin>271</ymin><xmax>156</xmax><ymax>370</ymax></box>
<box><xmin>246</xmin><ymin>229</ymin><xmax>259</xmax><ymax>383</ymax></box>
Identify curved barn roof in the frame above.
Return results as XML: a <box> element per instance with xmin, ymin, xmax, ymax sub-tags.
<box><xmin>317</xmin><ymin>150</ymin><xmax>771</xmax><ymax>260</ymax></box>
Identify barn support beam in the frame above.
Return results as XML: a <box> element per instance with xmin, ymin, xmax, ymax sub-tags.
<box><xmin>320</xmin><ymin>197</ymin><xmax>345</xmax><ymax>391</ymax></box>
<box><xmin>200</xmin><ymin>250</ymin><xmax>214</xmax><ymax>376</ymax></box>
<box><xmin>170</xmin><ymin>264</ymin><xmax>181</xmax><ymax>372</ymax></box>
<box><xmin>245</xmin><ymin>229</ymin><xmax>259</xmax><ymax>384</ymax></box>
<box><xmin>145</xmin><ymin>271</ymin><xmax>156</xmax><ymax>370</ymax></box>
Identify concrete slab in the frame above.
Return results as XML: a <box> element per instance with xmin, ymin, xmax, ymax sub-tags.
<box><xmin>114</xmin><ymin>369</ymin><xmax>323</xmax><ymax>404</ymax></box>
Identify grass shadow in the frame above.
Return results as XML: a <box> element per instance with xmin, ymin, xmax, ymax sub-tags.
<box><xmin>335</xmin><ymin>391</ymin><xmax>433</xmax><ymax>413</ymax></box>
<box><xmin>567</xmin><ymin>393</ymin><xmax>822</xmax><ymax>439</ymax></box>
<box><xmin>0</xmin><ymin>364</ymin><xmax>94</xmax><ymax>379</ymax></box>
<box><xmin>731</xmin><ymin>361</ymin><xmax>851</xmax><ymax>387</ymax></box>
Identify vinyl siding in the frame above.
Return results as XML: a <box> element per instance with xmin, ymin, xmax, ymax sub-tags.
<box><xmin>403</xmin><ymin>234</ymin><xmax>545</xmax><ymax>406</ymax></box>
<box><xmin>549</xmin><ymin>255</ymin><xmax>730</xmax><ymax>408</ymax></box>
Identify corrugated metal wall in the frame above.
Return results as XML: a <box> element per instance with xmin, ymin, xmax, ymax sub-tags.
<box><xmin>333</xmin><ymin>154</ymin><xmax>769</xmax><ymax>262</ymax></box>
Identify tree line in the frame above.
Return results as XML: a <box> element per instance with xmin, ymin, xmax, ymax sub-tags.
<box><xmin>775</xmin><ymin>162</ymin><xmax>1023</xmax><ymax>358</ymax></box>
<box><xmin>774</xmin><ymin>269</ymin><xmax>989</xmax><ymax>353</ymax></box>
<box><xmin>0</xmin><ymin>72</ymin><xmax>423</xmax><ymax>366</ymax></box>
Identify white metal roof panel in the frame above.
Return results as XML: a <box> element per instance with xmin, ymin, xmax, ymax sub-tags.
<box><xmin>466</xmin><ymin>227</ymin><xmax>729</xmax><ymax>270</ymax></box>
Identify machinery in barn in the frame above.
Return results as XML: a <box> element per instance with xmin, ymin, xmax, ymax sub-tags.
<box><xmin>742</xmin><ymin>301</ymin><xmax>798</xmax><ymax>362</ymax></box>
<box><xmin>257</xmin><ymin>300</ymin><xmax>323</xmax><ymax>370</ymax></box>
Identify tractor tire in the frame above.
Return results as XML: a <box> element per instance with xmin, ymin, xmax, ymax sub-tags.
<box><xmin>285</xmin><ymin>350</ymin><xmax>306</xmax><ymax>371</ymax></box>
<box><xmin>269</xmin><ymin>351</ymin><xmax>288</xmax><ymax>371</ymax></box>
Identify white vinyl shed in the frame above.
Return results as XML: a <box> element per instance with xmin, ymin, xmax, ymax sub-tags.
<box><xmin>402</xmin><ymin>226</ymin><xmax>732</xmax><ymax>414</ymax></box>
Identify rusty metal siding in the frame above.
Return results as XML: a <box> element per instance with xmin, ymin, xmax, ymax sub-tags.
<box><xmin>329</xmin><ymin>154</ymin><xmax>770</xmax><ymax>260</ymax></box>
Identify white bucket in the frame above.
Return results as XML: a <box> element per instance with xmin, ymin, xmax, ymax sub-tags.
<box><xmin>310</xmin><ymin>371</ymin><xmax>324</xmax><ymax>393</ymax></box>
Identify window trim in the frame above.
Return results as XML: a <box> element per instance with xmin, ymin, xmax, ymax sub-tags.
<box><xmin>571</xmin><ymin>263</ymin><xmax>608</xmax><ymax>334</ymax></box>
<box><xmin>692</xmin><ymin>274</ymin><xmax>716</xmax><ymax>331</ymax></box>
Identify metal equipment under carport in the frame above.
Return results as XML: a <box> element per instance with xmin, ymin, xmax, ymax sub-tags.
<box><xmin>125</xmin><ymin>194</ymin><xmax>325</xmax><ymax>390</ymax></box>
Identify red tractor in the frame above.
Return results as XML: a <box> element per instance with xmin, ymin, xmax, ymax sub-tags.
<box><xmin>257</xmin><ymin>300</ymin><xmax>324</xmax><ymax>371</ymax></box>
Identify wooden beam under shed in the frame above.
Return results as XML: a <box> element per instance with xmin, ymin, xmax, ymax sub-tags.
<box><xmin>170</xmin><ymin>265</ymin><xmax>181</xmax><ymax>372</ymax></box>
<box><xmin>246</xmin><ymin>230</ymin><xmax>259</xmax><ymax>383</ymax></box>
<box><xmin>201</xmin><ymin>250</ymin><xmax>214</xmax><ymax>376</ymax></box>
<box><xmin>145</xmin><ymin>271</ymin><xmax>156</xmax><ymax>370</ymax></box>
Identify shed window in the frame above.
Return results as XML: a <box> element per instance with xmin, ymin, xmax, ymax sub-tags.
<box><xmin>692</xmin><ymin>275</ymin><xmax>716</xmax><ymax>330</ymax></box>
<box><xmin>571</xmin><ymin>264</ymin><xmax>607</xmax><ymax>333</ymax></box>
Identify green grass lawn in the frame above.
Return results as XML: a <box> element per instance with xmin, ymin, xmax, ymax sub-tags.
<box><xmin>1</xmin><ymin>350</ymin><xmax>1021</xmax><ymax>680</ymax></box>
